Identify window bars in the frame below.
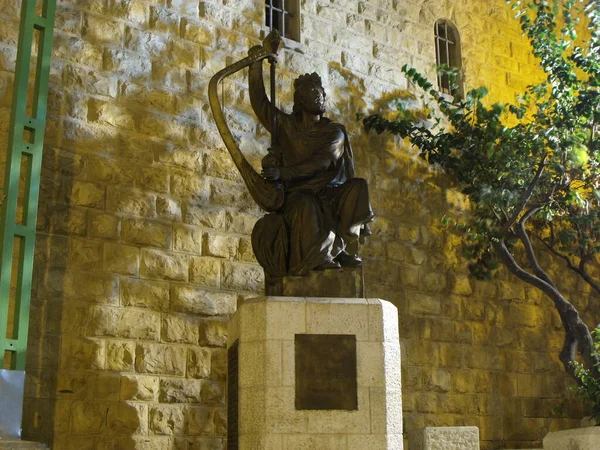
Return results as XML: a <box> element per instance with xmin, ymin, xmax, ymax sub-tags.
<box><xmin>434</xmin><ymin>20</ymin><xmax>460</xmax><ymax>96</ymax></box>
<box><xmin>265</xmin><ymin>0</ymin><xmax>297</xmax><ymax>40</ymax></box>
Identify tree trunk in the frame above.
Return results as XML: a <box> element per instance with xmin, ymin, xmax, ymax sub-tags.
<box><xmin>494</xmin><ymin>240</ymin><xmax>599</xmax><ymax>382</ymax></box>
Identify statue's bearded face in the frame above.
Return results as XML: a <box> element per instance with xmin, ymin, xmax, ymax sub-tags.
<box><xmin>296</xmin><ymin>85</ymin><xmax>326</xmax><ymax>115</ymax></box>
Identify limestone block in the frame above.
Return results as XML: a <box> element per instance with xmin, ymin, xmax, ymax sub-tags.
<box><xmin>162</xmin><ymin>313</ymin><xmax>200</xmax><ymax>344</ymax></box>
<box><xmin>174</xmin><ymin>226</ymin><xmax>203</xmax><ymax>254</ymax></box>
<box><xmin>71</xmin><ymin>180</ymin><xmax>106</xmax><ymax>208</ymax></box>
<box><xmin>121</xmin><ymin>277</ymin><xmax>170</xmax><ymax>311</ymax></box>
<box><xmin>169</xmin><ymin>38</ymin><xmax>199</xmax><ymax>69</ymax></box>
<box><xmin>203</xmin><ymin>231</ymin><xmax>239</xmax><ymax>258</ymax></box>
<box><xmin>120</xmin><ymin>375</ymin><xmax>159</xmax><ymax>402</ymax></box>
<box><xmin>200</xmin><ymin>380</ymin><xmax>225</xmax><ymax>405</ymax></box>
<box><xmin>209</xmin><ymin>178</ymin><xmax>254</xmax><ymax>209</ymax></box>
<box><xmin>89</xmin><ymin>306</ymin><xmax>160</xmax><ymax>340</ymax></box>
<box><xmin>52</xmin><ymin>34</ymin><xmax>103</xmax><ymax>69</ymax></box>
<box><xmin>92</xmin><ymin>373</ymin><xmax>121</xmax><ymax>401</ymax></box>
<box><xmin>157</xmin><ymin>145</ymin><xmax>203</xmax><ymax>171</ymax></box>
<box><xmin>87</xmin><ymin>156</ymin><xmax>134</xmax><ymax>185</ymax></box>
<box><xmin>159</xmin><ymin>378</ymin><xmax>201</xmax><ymax>403</ymax></box>
<box><xmin>171</xmin><ymin>171</ymin><xmax>210</xmax><ymax>200</ymax></box>
<box><xmin>204</xmin><ymin>147</ymin><xmax>243</xmax><ymax>182</ymax></box>
<box><xmin>60</xmin><ymin>271</ymin><xmax>119</xmax><ymax>304</ymax></box>
<box><xmin>135</xmin><ymin>343</ymin><xmax>186</xmax><ymax>376</ymax></box>
<box><xmin>409</xmin><ymin>293</ymin><xmax>441</xmax><ymax>315</ymax></box>
<box><xmin>199</xmin><ymin>318</ymin><xmax>227</xmax><ymax>347</ymax></box>
<box><xmin>149</xmin><ymin>405</ymin><xmax>185</xmax><ymax>435</ymax></box>
<box><xmin>69</xmin><ymin>238</ymin><xmax>103</xmax><ymax>271</ymax></box>
<box><xmin>83</xmin><ymin>14</ymin><xmax>123</xmax><ymax>46</ymax></box>
<box><xmin>71</xmin><ymin>400</ymin><xmax>107</xmax><ymax>434</ymax></box>
<box><xmin>60</xmin><ymin>337</ymin><xmax>105</xmax><ymax>370</ymax></box>
<box><xmin>221</xmin><ymin>261</ymin><xmax>263</xmax><ymax>292</ymax></box>
<box><xmin>106</xmin><ymin>187</ymin><xmax>155</xmax><ymax>217</ymax></box>
<box><xmin>185</xmin><ymin>407</ymin><xmax>216</xmax><ymax>436</ymax></box>
<box><xmin>50</xmin><ymin>205</ymin><xmax>87</xmax><ymax>236</ymax></box>
<box><xmin>282</xmin><ymin>435</ymin><xmax>347</xmax><ymax>450</ymax></box>
<box><xmin>409</xmin><ymin>426</ymin><xmax>479</xmax><ymax>450</ymax></box>
<box><xmin>190</xmin><ymin>256</ymin><xmax>221</xmax><ymax>288</ymax></box>
<box><xmin>180</xmin><ymin>18</ymin><xmax>214</xmax><ymax>46</ymax></box>
<box><xmin>141</xmin><ymin>249</ymin><xmax>188</xmax><ymax>281</ymax></box>
<box><xmin>543</xmin><ymin>427</ymin><xmax>600</xmax><ymax>450</ymax></box>
<box><xmin>104</xmin><ymin>243</ymin><xmax>139</xmax><ymax>276</ymax></box>
<box><xmin>171</xmin><ymin>286</ymin><xmax>236</xmax><ymax>316</ymax></box>
<box><xmin>107</xmin><ymin>402</ymin><xmax>148</xmax><ymax>435</ymax></box>
<box><xmin>183</xmin><ymin>204</ymin><xmax>227</xmax><ymax>229</ymax></box>
<box><xmin>124</xmin><ymin>27</ymin><xmax>169</xmax><ymax>57</ymax></box>
<box><xmin>199</xmin><ymin>3</ymin><xmax>234</xmax><ymax>27</ymax></box>
<box><xmin>138</xmin><ymin>168</ymin><xmax>170</xmax><ymax>194</ymax></box>
<box><xmin>122</xmin><ymin>218</ymin><xmax>172</xmax><ymax>249</ymax></box>
<box><xmin>52</xmin><ymin>369</ymin><xmax>87</xmax><ymax>398</ymax></box>
<box><xmin>187</xmin><ymin>348</ymin><xmax>211</xmax><ymax>378</ymax></box>
<box><xmin>149</xmin><ymin>5</ymin><xmax>180</xmax><ymax>34</ymax></box>
<box><xmin>126</xmin><ymin>437</ymin><xmax>176</xmax><ymax>450</ymax></box>
<box><xmin>238</xmin><ymin>435</ymin><xmax>282</xmax><ymax>450</ymax></box>
<box><xmin>306</xmin><ymin>298</ymin><xmax>369</xmax><ymax>340</ymax></box>
<box><xmin>104</xmin><ymin>49</ymin><xmax>152</xmax><ymax>81</ymax></box>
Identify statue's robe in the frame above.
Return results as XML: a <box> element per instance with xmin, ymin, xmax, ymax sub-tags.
<box><xmin>249</xmin><ymin>65</ymin><xmax>373</xmax><ymax>276</ymax></box>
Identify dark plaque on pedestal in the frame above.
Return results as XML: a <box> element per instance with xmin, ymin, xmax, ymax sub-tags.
<box><xmin>295</xmin><ymin>334</ymin><xmax>358</xmax><ymax>410</ymax></box>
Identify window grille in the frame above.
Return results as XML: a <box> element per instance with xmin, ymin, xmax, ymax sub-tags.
<box><xmin>434</xmin><ymin>19</ymin><xmax>462</xmax><ymax>97</ymax></box>
<box><xmin>265</xmin><ymin>0</ymin><xmax>300</xmax><ymax>42</ymax></box>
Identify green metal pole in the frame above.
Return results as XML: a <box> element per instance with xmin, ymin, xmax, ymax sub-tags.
<box><xmin>0</xmin><ymin>0</ymin><xmax>56</xmax><ymax>371</ymax></box>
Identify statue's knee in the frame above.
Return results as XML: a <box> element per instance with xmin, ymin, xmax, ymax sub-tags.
<box><xmin>352</xmin><ymin>177</ymin><xmax>368</xmax><ymax>189</ymax></box>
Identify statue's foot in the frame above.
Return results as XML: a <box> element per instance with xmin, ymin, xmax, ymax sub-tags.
<box><xmin>335</xmin><ymin>251</ymin><xmax>362</xmax><ymax>268</ymax></box>
<box><xmin>315</xmin><ymin>256</ymin><xmax>342</xmax><ymax>271</ymax></box>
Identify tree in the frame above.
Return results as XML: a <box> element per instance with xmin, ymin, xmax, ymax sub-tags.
<box><xmin>363</xmin><ymin>0</ymin><xmax>600</xmax><ymax>421</ymax></box>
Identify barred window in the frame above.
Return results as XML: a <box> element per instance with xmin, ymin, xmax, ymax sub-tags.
<box><xmin>265</xmin><ymin>0</ymin><xmax>300</xmax><ymax>42</ymax></box>
<box><xmin>434</xmin><ymin>19</ymin><xmax>462</xmax><ymax>98</ymax></box>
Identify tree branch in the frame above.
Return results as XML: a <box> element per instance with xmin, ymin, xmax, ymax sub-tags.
<box><xmin>502</xmin><ymin>152</ymin><xmax>548</xmax><ymax>233</ymax></box>
<box><xmin>516</xmin><ymin>207</ymin><xmax>557</xmax><ymax>289</ymax></box>
<box><xmin>494</xmin><ymin>239</ymin><xmax>600</xmax><ymax>379</ymax></box>
<box><xmin>537</xmin><ymin>238</ymin><xmax>600</xmax><ymax>296</ymax></box>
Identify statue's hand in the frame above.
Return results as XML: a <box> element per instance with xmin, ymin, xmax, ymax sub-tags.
<box><xmin>248</xmin><ymin>45</ymin><xmax>267</xmax><ymax>59</ymax></box>
<box><xmin>262</xmin><ymin>166</ymin><xmax>281</xmax><ymax>181</ymax></box>
<box><xmin>263</xmin><ymin>29</ymin><xmax>284</xmax><ymax>56</ymax></box>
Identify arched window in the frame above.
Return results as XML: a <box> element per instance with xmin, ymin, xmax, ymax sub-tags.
<box><xmin>434</xmin><ymin>19</ymin><xmax>462</xmax><ymax>97</ymax></box>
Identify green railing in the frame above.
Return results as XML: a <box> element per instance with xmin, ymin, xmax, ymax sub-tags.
<box><xmin>0</xmin><ymin>0</ymin><xmax>56</xmax><ymax>371</ymax></box>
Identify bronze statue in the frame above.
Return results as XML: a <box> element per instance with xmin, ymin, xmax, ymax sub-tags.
<box><xmin>209</xmin><ymin>31</ymin><xmax>373</xmax><ymax>279</ymax></box>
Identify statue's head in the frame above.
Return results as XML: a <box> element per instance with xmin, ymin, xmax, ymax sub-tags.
<box><xmin>293</xmin><ymin>72</ymin><xmax>326</xmax><ymax>116</ymax></box>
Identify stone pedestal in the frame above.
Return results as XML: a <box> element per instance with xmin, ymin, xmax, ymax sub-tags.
<box><xmin>543</xmin><ymin>426</ymin><xmax>600</xmax><ymax>450</ymax></box>
<box><xmin>227</xmin><ymin>296</ymin><xmax>402</xmax><ymax>450</ymax></box>
<box><xmin>265</xmin><ymin>269</ymin><xmax>363</xmax><ymax>298</ymax></box>
<box><xmin>408</xmin><ymin>426</ymin><xmax>479</xmax><ymax>450</ymax></box>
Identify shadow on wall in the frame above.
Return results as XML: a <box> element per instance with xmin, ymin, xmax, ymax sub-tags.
<box><xmin>325</xmin><ymin>61</ymin><xmax>464</xmax><ymax>296</ymax></box>
<box><xmin>13</xmin><ymin>1</ymin><xmax>269</xmax><ymax>448</ymax></box>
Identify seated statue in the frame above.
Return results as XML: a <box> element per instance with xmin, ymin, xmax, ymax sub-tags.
<box><xmin>248</xmin><ymin>54</ymin><xmax>374</xmax><ymax>277</ymax></box>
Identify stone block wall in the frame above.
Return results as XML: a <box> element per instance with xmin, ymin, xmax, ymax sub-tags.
<box><xmin>0</xmin><ymin>0</ymin><xmax>596</xmax><ymax>449</ymax></box>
